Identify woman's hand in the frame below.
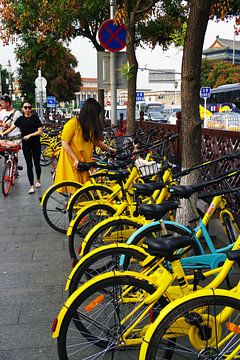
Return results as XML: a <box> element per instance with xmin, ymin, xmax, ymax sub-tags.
<box><xmin>23</xmin><ymin>134</ymin><xmax>31</xmax><ymax>141</ymax></box>
<box><xmin>73</xmin><ymin>159</ymin><xmax>79</xmax><ymax>169</ymax></box>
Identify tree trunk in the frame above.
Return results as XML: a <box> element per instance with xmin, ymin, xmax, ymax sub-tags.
<box><xmin>125</xmin><ymin>9</ymin><xmax>138</xmax><ymax>136</ymax></box>
<box><xmin>177</xmin><ymin>0</ymin><xmax>212</xmax><ymax>225</ymax></box>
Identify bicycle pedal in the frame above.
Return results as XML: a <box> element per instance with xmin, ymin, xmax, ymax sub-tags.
<box><xmin>17</xmin><ymin>166</ymin><xmax>23</xmax><ymax>170</ymax></box>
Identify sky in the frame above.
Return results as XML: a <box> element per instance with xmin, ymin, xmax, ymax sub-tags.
<box><xmin>0</xmin><ymin>17</ymin><xmax>238</xmax><ymax>91</ymax></box>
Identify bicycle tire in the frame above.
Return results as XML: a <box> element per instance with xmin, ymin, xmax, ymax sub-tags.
<box><xmin>58</xmin><ymin>273</ymin><xmax>160</xmax><ymax>359</ymax></box>
<box><xmin>69</xmin><ymin>204</ymin><xmax>116</xmax><ymax>262</ymax></box>
<box><xmin>68</xmin><ymin>184</ymin><xmax>115</xmax><ymax>222</ymax></box>
<box><xmin>40</xmin><ymin>143</ymin><xmax>54</xmax><ymax>166</ymax></box>
<box><xmin>81</xmin><ymin>218</ymin><xmax>142</xmax><ymax>257</ymax></box>
<box><xmin>42</xmin><ymin>181</ymin><xmax>82</xmax><ymax>233</ymax></box>
<box><xmin>142</xmin><ymin>293</ymin><xmax>240</xmax><ymax>359</ymax></box>
<box><xmin>11</xmin><ymin>157</ymin><xmax>17</xmax><ymax>185</ymax></box>
<box><xmin>69</xmin><ymin>244</ymin><xmax>148</xmax><ymax>295</ymax></box>
<box><xmin>2</xmin><ymin>161</ymin><xmax>12</xmax><ymax>196</ymax></box>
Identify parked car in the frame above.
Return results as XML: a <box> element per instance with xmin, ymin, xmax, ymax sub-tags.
<box><xmin>105</xmin><ymin>106</ymin><xmax>140</xmax><ymax>121</ymax></box>
<box><xmin>145</xmin><ymin>110</ymin><xmax>167</xmax><ymax>123</ymax></box>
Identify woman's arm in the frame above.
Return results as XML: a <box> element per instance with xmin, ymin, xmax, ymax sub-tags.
<box><xmin>95</xmin><ymin>139</ymin><xmax>116</xmax><ymax>154</ymax></box>
<box><xmin>2</xmin><ymin>124</ymin><xmax>17</xmax><ymax>136</ymax></box>
<box><xmin>23</xmin><ymin>127</ymin><xmax>42</xmax><ymax>140</ymax></box>
<box><xmin>62</xmin><ymin>140</ymin><xmax>79</xmax><ymax>169</ymax></box>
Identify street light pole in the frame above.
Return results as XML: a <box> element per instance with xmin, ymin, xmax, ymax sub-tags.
<box><xmin>110</xmin><ymin>0</ymin><xmax>117</xmax><ymax>128</ymax></box>
<box><xmin>7</xmin><ymin>60</ymin><xmax>12</xmax><ymax>97</ymax></box>
<box><xmin>0</xmin><ymin>65</ymin><xmax>2</xmax><ymax>96</ymax></box>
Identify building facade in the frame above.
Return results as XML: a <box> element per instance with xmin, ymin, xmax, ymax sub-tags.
<box><xmin>203</xmin><ymin>35</ymin><xmax>240</xmax><ymax>64</ymax></box>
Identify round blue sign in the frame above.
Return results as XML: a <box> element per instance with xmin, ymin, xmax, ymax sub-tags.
<box><xmin>98</xmin><ymin>19</ymin><xmax>126</xmax><ymax>52</ymax></box>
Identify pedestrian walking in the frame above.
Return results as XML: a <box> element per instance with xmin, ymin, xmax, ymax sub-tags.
<box><xmin>3</xmin><ymin>100</ymin><xmax>43</xmax><ymax>194</ymax></box>
<box><xmin>55</xmin><ymin>98</ymin><xmax>115</xmax><ymax>186</ymax></box>
<box><xmin>0</xmin><ymin>94</ymin><xmax>21</xmax><ymax>139</ymax></box>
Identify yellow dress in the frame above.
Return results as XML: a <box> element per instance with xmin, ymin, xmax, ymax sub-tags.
<box><xmin>54</xmin><ymin>117</ymin><xmax>94</xmax><ymax>187</ymax></box>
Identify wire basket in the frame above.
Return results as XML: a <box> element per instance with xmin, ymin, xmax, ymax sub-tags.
<box><xmin>135</xmin><ymin>159</ymin><xmax>160</xmax><ymax>179</ymax></box>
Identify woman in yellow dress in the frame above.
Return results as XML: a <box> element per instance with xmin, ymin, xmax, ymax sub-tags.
<box><xmin>55</xmin><ymin>98</ymin><xmax>113</xmax><ymax>186</ymax></box>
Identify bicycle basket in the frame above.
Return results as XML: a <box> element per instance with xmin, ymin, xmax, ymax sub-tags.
<box><xmin>0</xmin><ymin>140</ymin><xmax>21</xmax><ymax>153</ymax></box>
<box><xmin>135</xmin><ymin>159</ymin><xmax>160</xmax><ymax>178</ymax></box>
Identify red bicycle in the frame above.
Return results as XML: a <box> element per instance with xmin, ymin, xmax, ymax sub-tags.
<box><xmin>0</xmin><ymin>140</ymin><xmax>22</xmax><ymax>196</ymax></box>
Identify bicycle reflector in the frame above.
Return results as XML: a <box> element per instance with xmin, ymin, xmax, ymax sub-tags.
<box><xmin>84</xmin><ymin>294</ymin><xmax>105</xmax><ymax>312</ymax></box>
<box><xmin>226</xmin><ymin>322</ymin><xmax>240</xmax><ymax>334</ymax></box>
<box><xmin>52</xmin><ymin>318</ymin><xmax>58</xmax><ymax>333</ymax></box>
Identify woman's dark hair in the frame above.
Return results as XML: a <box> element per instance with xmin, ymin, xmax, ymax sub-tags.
<box><xmin>21</xmin><ymin>100</ymin><xmax>32</xmax><ymax>107</ymax></box>
<box><xmin>78</xmin><ymin>98</ymin><xmax>103</xmax><ymax>142</ymax></box>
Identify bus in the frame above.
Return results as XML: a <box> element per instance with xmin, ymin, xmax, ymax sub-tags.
<box><xmin>207</xmin><ymin>83</ymin><xmax>240</xmax><ymax>113</ymax></box>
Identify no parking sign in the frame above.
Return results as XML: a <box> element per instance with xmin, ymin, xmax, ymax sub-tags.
<box><xmin>98</xmin><ymin>19</ymin><xmax>126</xmax><ymax>52</ymax></box>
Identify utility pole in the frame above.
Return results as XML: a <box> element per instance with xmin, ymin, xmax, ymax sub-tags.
<box><xmin>110</xmin><ymin>0</ymin><xmax>117</xmax><ymax>128</ymax></box>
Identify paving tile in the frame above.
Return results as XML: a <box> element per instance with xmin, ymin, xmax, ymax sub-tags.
<box><xmin>0</xmin><ymin>273</ymin><xmax>28</xmax><ymax>288</ymax></box>
<box><xmin>0</xmin><ymin>323</ymin><xmax>52</xmax><ymax>350</ymax></box>
<box><xmin>0</xmin><ymin>250</ymin><xmax>34</xmax><ymax>262</ymax></box>
<box><xmin>19</xmin><ymin>303</ymin><xmax>62</xmax><ymax>324</ymax></box>
<box><xmin>0</xmin><ymin>347</ymin><xmax>58</xmax><ymax>360</ymax></box>
<box><xmin>0</xmin><ymin>305</ymin><xmax>21</xmax><ymax>326</ymax></box>
<box><xmin>6</xmin><ymin>239</ymin><xmax>64</xmax><ymax>251</ymax></box>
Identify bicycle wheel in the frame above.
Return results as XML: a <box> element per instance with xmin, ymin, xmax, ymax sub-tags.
<box><xmin>142</xmin><ymin>292</ymin><xmax>240</xmax><ymax>359</ymax></box>
<box><xmin>68</xmin><ymin>184</ymin><xmax>115</xmax><ymax>221</ymax></box>
<box><xmin>2</xmin><ymin>161</ymin><xmax>12</xmax><ymax>196</ymax></box>
<box><xmin>69</xmin><ymin>204</ymin><xmax>116</xmax><ymax>262</ymax></box>
<box><xmin>68</xmin><ymin>244</ymin><xmax>148</xmax><ymax>295</ymax></box>
<box><xmin>81</xmin><ymin>218</ymin><xmax>142</xmax><ymax>257</ymax></box>
<box><xmin>42</xmin><ymin>181</ymin><xmax>82</xmax><ymax>233</ymax></box>
<box><xmin>11</xmin><ymin>156</ymin><xmax>17</xmax><ymax>185</ymax></box>
<box><xmin>58</xmin><ymin>273</ymin><xmax>162</xmax><ymax>360</ymax></box>
<box><xmin>40</xmin><ymin>143</ymin><xmax>53</xmax><ymax>166</ymax></box>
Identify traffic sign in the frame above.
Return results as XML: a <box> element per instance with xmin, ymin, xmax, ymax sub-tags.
<box><xmin>35</xmin><ymin>76</ymin><xmax>47</xmax><ymax>89</ymax></box>
<box><xmin>35</xmin><ymin>88</ymin><xmax>47</xmax><ymax>103</ymax></box>
<box><xmin>106</xmin><ymin>101</ymin><xmax>111</xmax><ymax>106</ymax></box>
<box><xmin>47</xmin><ymin>96</ymin><xmax>56</xmax><ymax>107</ymax></box>
<box><xmin>200</xmin><ymin>87</ymin><xmax>211</xmax><ymax>98</ymax></box>
<box><xmin>98</xmin><ymin>19</ymin><xmax>126</xmax><ymax>52</ymax></box>
<box><xmin>136</xmin><ymin>92</ymin><xmax>145</xmax><ymax>101</ymax></box>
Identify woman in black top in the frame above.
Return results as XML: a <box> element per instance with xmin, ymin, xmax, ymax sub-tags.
<box><xmin>3</xmin><ymin>101</ymin><xmax>43</xmax><ymax>194</ymax></box>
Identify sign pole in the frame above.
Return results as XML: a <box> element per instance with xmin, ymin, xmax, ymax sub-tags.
<box><xmin>110</xmin><ymin>0</ymin><xmax>117</xmax><ymax>128</ymax></box>
<box><xmin>204</xmin><ymin>97</ymin><xmax>207</xmax><ymax>128</ymax></box>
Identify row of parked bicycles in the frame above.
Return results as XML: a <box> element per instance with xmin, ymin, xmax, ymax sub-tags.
<box><xmin>40</xmin><ymin>128</ymin><xmax>240</xmax><ymax>360</ymax></box>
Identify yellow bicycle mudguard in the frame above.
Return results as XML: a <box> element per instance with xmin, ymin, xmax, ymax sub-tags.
<box><xmin>52</xmin><ymin>270</ymin><xmax>159</xmax><ymax>338</ymax></box>
<box><xmin>40</xmin><ymin>181</ymin><xmax>81</xmax><ymax>206</ymax></box>
<box><xmin>65</xmin><ymin>183</ymin><xmax>113</xmax><ymax>211</ymax></box>
<box><xmin>66</xmin><ymin>202</ymin><xmax>117</xmax><ymax>237</ymax></box>
<box><xmin>65</xmin><ymin>242</ymin><xmax>149</xmax><ymax>291</ymax></box>
<box><xmin>79</xmin><ymin>215</ymin><xmax>144</xmax><ymax>256</ymax></box>
<box><xmin>139</xmin><ymin>288</ymin><xmax>240</xmax><ymax>359</ymax></box>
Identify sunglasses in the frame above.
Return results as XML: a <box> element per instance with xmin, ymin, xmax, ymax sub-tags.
<box><xmin>23</xmin><ymin>106</ymin><xmax>32</xmax><ymax>110</ymax></box>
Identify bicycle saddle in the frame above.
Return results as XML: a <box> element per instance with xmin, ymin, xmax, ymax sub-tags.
<box><xmin>133</xmin><ymin>182</ymin><xmax>165</xmax><ymax>196</ymax></box>
<box><xmin>143</xmin><ymin>235</ymin><xmax>193</xmax><ymax>261</ymax></box>
<box><xmin>139</xmin><ymin>201</ymin><xmax>179</xmax><ymax>220</ymax></box>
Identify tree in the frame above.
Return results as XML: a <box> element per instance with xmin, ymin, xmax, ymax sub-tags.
<box><xmin>0</xmin><ymin>66</ymin><xmax>10</xmax><ymax>94</ymax></box>
<box><xmin>15</xmin><ymin>38</ymin><xmax>81</xmax><ymax>102</ymax></box>
<box><xmin>201</xmin><ymin>60</ymin><xmax>240</xmax><ymax>88</ymax></box>
<box><xmin>0</xmin><ymin>0</ymin><xmax>187</xmax><ymax>132</ymax></box>
<box><xmin>178</xmin><ymin>0</ymin><xmax>240</xmax><ymax>225</ymax></box>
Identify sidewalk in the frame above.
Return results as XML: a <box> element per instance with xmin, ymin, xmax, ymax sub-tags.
<box><xmin>0</xmin><ymin>152</ymin><xmax>69</xmax><ymax>359</ymax></box>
